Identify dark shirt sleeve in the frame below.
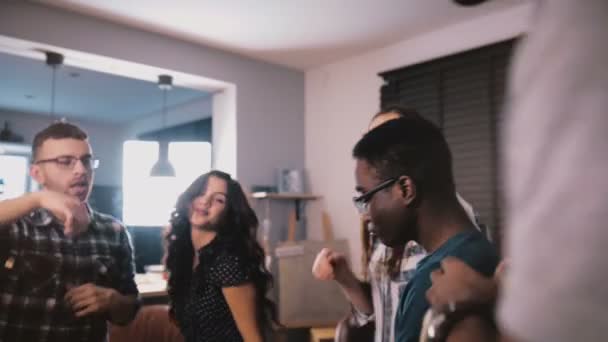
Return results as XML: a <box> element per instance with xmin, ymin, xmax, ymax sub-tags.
<box><xmin>209</xmin><ymin>254</ymin><xmax>251</xmax><ymax>288</ymax></box>
<box><xmin>450</xmin><ymin>240</ymin><xmax>499</xmax><ymax>278</ymax></box>
<box><xmin>115</xmin><ymin>225</ymin><xmax>139</xmax><ymax>296</ymax></box>
<box><xmin>395</xmin><ymin>235</ymin><xmax>499</xmax><ymax>342</ymax></box>
<box><xmin>395</xmin><ymin>264</ymin><xmax>434</xmax><ymax>342</ymax></box>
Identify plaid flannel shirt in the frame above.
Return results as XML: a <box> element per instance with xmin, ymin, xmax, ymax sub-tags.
<box><xmin>0</xmin><ymin>208</ymin><xmax>139</xmax><ymax>342</ymax></box>
<box><xmin>352</xmin><ymin>241</ymin><xmax>426</xmax><ymax>342</ymax></box>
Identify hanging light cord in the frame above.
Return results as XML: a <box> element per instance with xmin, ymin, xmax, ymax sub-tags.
<box><xmin>50</xmin><ymin>65</ymin><xmax>58</xmax><ymax>122</ymax></box>
<box><xmin>162</xmin><ymin>87</ymin><xmax>167</xmax><ymax>128</ymax></box>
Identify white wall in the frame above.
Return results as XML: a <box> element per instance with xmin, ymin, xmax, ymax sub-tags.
<box><xmin>0</xmin><ymin>110</ymin><xmax>126</xmax><ymax>186</ymax></box>
<box><xmin>212</xmin><ymin>86</ymin><xmax>237</xmax><ymax>176</ymax></box>
<box><xmin>305</xmin><ymin>3</ymin><xmax>533</xmax><ymax>275</ymax></box>
<box><xmin>0</xmin><ymin>1</ymin><xmax>305</xmax><ymax>190</ymax></box>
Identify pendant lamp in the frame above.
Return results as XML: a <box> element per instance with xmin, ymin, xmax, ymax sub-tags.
<box><xmin>45</xmin><ymin>51</ymin><xmax>64</xmax><ymax>122</ymax></box>
<box><xmin>149</xmin><ymin>75</ymin><xmax>176</xmax><ymax>177</ymax></box>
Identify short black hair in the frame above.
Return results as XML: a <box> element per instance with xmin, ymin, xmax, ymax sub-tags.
<box><xmin>353</xmin><ymin>116</ymin><xmax>454</xmax><ymax>197</ymax></box>
<box><xmin>32</xmin><ymin>122</ymin><xmax>88</xmax><ymax>160</ymax></box>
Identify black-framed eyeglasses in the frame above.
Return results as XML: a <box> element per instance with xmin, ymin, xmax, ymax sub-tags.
<box><xmin>352</xmin><ymin>177</ymin><xmax>398</xmax><ymax>215</ymax></box>
<box><xmin>35</xmin><ymin>155</ymin><xmax>99</xmax><ymax>170</ymax></box>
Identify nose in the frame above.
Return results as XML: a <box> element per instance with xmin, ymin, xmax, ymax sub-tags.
<box><xmin>72</xmin><ymin>158</ymin><xmax>88</xmax><ymax>175</ymax></box>
<box><xmin>203</xmin><ymin>197</ymin><xmax>212</xmax><ymax>208</ymax></box>
<box><xmin>195</xmin><ymin>195</ymin><xmax>211</xmax><ymax>209</ymax></box>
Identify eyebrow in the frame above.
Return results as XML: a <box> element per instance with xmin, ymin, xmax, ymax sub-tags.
<box><xmin>199</xmin><ymin>191</ymin><xmax>227</xmax><ymax>197</ymax></box>
<box><xmin>41</xmin><ymin>153</ymin><xmax>93</xmax><ymax>160</ymax></box>
<box><xmin>52</xmin><ymin>153</ymin><xmax>92</xmax><ymax>159</ymax></box>
<box><xmin>355</xmin><ymin>186</ymin><xmax>366</xmax><ymax>193</ymax></box>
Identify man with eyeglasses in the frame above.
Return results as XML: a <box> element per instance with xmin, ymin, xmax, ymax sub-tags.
<box><xmin>0</xmin><ymin>122</ymin><xmax>139</xmax><ymax>341</ymax></box>
<box><xmin>313</xmin><ymin>107</ymin><xmax>481</xmax><ymax>342</ymax></box>
<box><xmin>351</xmin><ymin>117</ymin><xmax>498</xmax><ymax>342</ymax></box>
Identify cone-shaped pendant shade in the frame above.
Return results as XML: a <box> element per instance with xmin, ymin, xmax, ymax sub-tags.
<box><xmin>150</xmin><ymin>140</ymin><xmax>175</xmax><ymax>177</ymax></box>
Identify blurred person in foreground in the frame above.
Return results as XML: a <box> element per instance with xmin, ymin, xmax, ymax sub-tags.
<box><xmin>425</xmin><ymin>1</ymin><xmax>608</xmax><ymax>341</ymax></box>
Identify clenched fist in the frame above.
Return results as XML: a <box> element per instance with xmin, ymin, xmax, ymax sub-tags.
<box><xmin>312</xmin><ymin>248</ymin><xmax>352</xmax><ymax>284</ymax></box>
<box><xmin>37</xmin><ymin>190</ymin><xmax>90</xmax><ymax>236</ymax></box>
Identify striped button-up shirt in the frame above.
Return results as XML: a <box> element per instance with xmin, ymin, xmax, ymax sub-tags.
<box><xmin>353</xmin><ymin>241</ymin><xmax>426</xmax><ymax>342</ymax></box>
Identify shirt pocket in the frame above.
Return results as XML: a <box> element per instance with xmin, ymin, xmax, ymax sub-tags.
<box><xmin>6</xmin><ymin>252</ymin><xmax>61</xmax><ymax>297</ymax></box>
<box><xmin>0</xmin><ymin>254</ymin><xmax>18</xmax><ymax>292</ymax></box>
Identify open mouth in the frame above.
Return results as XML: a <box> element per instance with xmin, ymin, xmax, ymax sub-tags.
<box><xmin>194</xmin><ymin>208</ymin><xmax>209</xmax><ymax>217</ymax></box>
<box><xmin>69</xmin><ymin>180</ymin><xmax>89</xmax><ymax>195</ymax></box>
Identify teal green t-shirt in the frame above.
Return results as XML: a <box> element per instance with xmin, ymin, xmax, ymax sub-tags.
<box><xmin>394</xmin><ymin>230</ymin><xmax>499</xmax><ymax>342</ymax></box>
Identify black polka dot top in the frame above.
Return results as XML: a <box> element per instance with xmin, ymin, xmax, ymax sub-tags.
<box><xmin>176</xmin><ymin>238</ymin><xmax>252</xmax><ymax>342</ymax></box>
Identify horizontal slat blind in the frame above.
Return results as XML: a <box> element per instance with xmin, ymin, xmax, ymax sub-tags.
<box><xmin>443</xmin><ymin>55</ymin><xmax>494</xmax><ymax>236</ymax></box>
<box><xmin>380</xmin><ymin>64</ymin><xmax>441</xmax><ymax>126</ymax></box>
<box><xmin>379</xmin><ymin>39</ymin><xmax>516</xmax><ymax>244</ymax></box>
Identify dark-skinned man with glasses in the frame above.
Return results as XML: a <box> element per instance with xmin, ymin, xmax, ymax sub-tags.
<box><xmin>351</xmin><ymin>117</ymin><xmax>498</xmax><ymax>342</ymax></box>
<box><xmin>313</xmin><ymin>107</ymin><xmax>480</xmax><ymax>342</ymax></box>
<box><xmin>0</xmin><ymin>122</ymin><xmax>139</xmax><ymax>342</ymax></box>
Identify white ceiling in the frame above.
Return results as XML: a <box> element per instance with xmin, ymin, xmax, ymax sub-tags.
<box><xmin>39</xmin><ymin>0</ymin><xmax>526</xmax><ymax>70</ymax></box>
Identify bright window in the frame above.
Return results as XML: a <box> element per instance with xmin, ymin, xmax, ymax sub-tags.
<box><xmin>122</xmin><ymin>141</ymin><xmax>212</xmax><ymax>226</ymax></box>
<box><xmin>0</xmin><ymin>155</ymin><xmax>28</xmax><ymax>201</ymax></box>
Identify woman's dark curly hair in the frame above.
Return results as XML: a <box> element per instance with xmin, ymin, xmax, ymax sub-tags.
<box><xmin>165</xmin><ymin>170</ymin><xmax>278</xmax><ymax>331</ymax></box>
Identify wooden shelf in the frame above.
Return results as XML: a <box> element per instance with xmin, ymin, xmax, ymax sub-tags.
<box><xmin>251</xmin><ymin>192</ymin><xmax>320</xmax><ymax>200</ymax></box>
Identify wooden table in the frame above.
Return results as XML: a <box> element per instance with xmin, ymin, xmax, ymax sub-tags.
<box><xmin>136</xmin><ymin>273</ymin><xmax>169</xmax><ymax>305</ymax></box>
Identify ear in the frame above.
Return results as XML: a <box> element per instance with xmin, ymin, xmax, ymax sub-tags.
<box><xmin>30</xmin><ymin>164</ymin><xmax>45</xmax><ymax>186</ymax></box>
<box><xmin>396</xmin><ymin>175</ymin><xmax>417</xmax><ymax>206</ymax></box>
